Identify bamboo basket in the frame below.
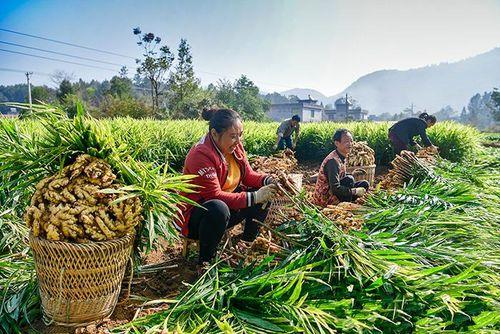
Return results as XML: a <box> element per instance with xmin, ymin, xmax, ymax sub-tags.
<box><xmin>346</xmin><ymin>164</ymin><xmax>376</xmax><ymax>186</ymax></box>
<box><xmin>264</xmin><ymin>173</ymin><xmax>302</xmax><ymax>225</ymax></box>
<box><xmin>29</xmin><ymin>233</ymin><xmax>134</xmax><ymax>326</ymax></box>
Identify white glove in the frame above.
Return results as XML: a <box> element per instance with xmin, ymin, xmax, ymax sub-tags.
<box><xmin>352</xmin><ymin>187</ymin><xmax>366</xmax><ymax>197</ymax></box>
<box><xmin>254</xmin><ymin>184</ymin><xmax>278</xmax><ymax>204</ymax></box>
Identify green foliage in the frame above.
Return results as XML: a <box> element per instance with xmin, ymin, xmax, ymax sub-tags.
<box><xmin>0</xmin><ymin>103</ymin><xmax>196</xmax><ymax>249</ymax></box>
<box><xmin>0</xmin><ymin>209</ymin><xmax>39</xmax><ymax>333</ymax></box>
<box><xmin>95</xmin><ymin>95</ymin><xmax>155</xmax><ymax>119</ymax></box>
<box><xmin>168</xmin><ymin>39</ymin><xmax>208</xmax><ymax>119</ymax></box>
<box><xmin>212</xmin><ymin>75</ymin><xmax>270</xmax><ymax>121</ymax></box>
<box><xmin>133</xmin><ymin>27</ymin><xmax>175</xmax><ymax>114</ymax></box>
<box><xmin>5</xmin><ymin>119</ymin><xmax>479</xmax><ymax>169</ymax></box>
<box><xmin>108</xmin><ymin>75</ymin><xmax>133</xmax><ymax>98</ymax></box>
<box><xmin>56</xmin><ymin>79</ymin><xmax>74</xmax><ymax>102</ymax></box>
<box><xmin>117</xmin><ymin>150</ymin><xmax>500</xmax><ymax>333</ymax></box>
<box><xmin>30</xmin><ymin>86</ymin><xmax>52</xmax><ymax>104</ymax></box>
<box><xmin>491</xmin><ymin>88</ymin><xmax>500</xmax><ymax>122</ymax></box>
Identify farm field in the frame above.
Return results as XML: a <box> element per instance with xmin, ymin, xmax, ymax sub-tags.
<box><xmin>0</xmin><ymin>108</ymin><xmax>499</xmax><ymax>334</ymax></box>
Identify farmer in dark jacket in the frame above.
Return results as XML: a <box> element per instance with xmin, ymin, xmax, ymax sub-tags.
<box><xmin>274</xmin><ymin>115</ymin><xmax>301</xmax><ymax>150</ymax></box>
<box><xmin>388</xmin><ymin>113</ymin><xmax>437</xmax><ymax>154</ymax></box>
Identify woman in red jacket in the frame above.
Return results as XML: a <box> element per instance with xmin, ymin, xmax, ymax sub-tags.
<box><xmin>176</xmin><ymin>108</ymin><xmax>277</xmax><ymax>264</ymax></box>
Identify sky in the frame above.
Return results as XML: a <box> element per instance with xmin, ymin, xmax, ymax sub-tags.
<box><xmin>1</xmin><ymin>0</ymin><xmax>499</xmax><ymax>96</ymax></box>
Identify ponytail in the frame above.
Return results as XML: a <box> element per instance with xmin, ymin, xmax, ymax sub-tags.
<box><xmin>419</xmin><ymin>112</ymin><xmax>437</xmax><ymax>125</ymax></box>
<box><xmin>202</xmin><ymin>108</ymin><xmax>241</xmax><ymax>134</ymax></box>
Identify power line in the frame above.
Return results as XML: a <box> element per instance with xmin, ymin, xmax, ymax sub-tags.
<box><xmin>0</xmin><ymin>48</ymin><xmax>120</xmax><ymax>72</ymax></box>
<box><xmin>0</xmin><ymin>40</ymin><xmax>132</xmax><ymax>67</ymax></box>
<box><xmin>0</xmin><ymin>67</ymin><xmax>51</xmax><ymax>76</ymax></box>
<box><xmin>0</xmin><ymin>67</ymin><xmax>152</xmax><ymax>91</ymax></box>
<box><xmin>1</xmin><ymin>28</ymin><xmax>296</xmax><ymax>90</ymax></box>
<box><xmin>0</xmin><ymin>28</ymin><xmax>136</xmax><ymax>60</ymax></box>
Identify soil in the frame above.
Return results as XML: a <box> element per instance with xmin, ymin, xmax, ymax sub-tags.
<box><xmin>27</xmin><ymin>161</ymin><xmax>389</xmax><ymax>334</ymax></box>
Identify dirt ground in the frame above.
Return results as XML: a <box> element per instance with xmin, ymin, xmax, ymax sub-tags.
<box><xmin>28</xmin><ymin>161</ymin><xmax>389</xmax><ymax>334</ymax></box>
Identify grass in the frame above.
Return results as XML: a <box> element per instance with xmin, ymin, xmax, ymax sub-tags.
<box><xmin>4</xmin><ymin>117</ymin><xmax>481</xmax><ymax>169</ymax></box>
<box><xmin>0</xmin><ymin>105</ymin><xmax>496</xmax><ymax>333</ymax></box>
<box><xmin>116</xmin><ymin>146</ymin><xmax>500</xmax><ymax>333</ymax></box>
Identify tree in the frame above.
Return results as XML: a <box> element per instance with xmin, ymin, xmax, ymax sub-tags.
<box><xmin>108</xmin><ymin>76</ymin><xmax>133</xmax><ymax>98</ymax></box>
<box><xmin>119</xmin><ymin>66</ymin><xmax>128</xmax><ymax>78</ymax></box>
<box><xmin>133</xmin><ymin>27</ymin><xmax>174</xmax><ymax>116</ymax></box>
<box><xmin>96</xmin><ymin>95</ymin><xmax>155</xmax><ymax>119</ymax></box>
<box><xmin>212</xmin><ymin>76</ymin><xmax>269</xmax><ymax>121</ymax></box>
<box><xmin>434</xmin><ymin>105</ymin><xmax>457</xmax><ymax>121</ymax></box>
<box><xmin>490</xmin><ymin>88</ymin><xmax>500</xmax><ymax>122</ymax></box>
<box><xmin>460</xmin><ymin>107</ymin><xmax>467</xmax><ymax>123</ymax></box>
<box><xmin>214</xmin><ymin>79</ymin><xmax>237</xmax><ymax>108</ymax></box>
<box><xmin>263</xmin><ymin>92</ymin><xmax>293</xmax><ymax>104</ymax></box>
<box><xmin>57</xmin><ymin>80</ymin><xmax>74</xmax><ymax>102</ymax></box>
<box><xmin>466</xmin><ymin>92</ymin><xmax>494</xmax><ymax>129</ymax></box>
<box><xmin>51</xmin><ymin>70</ymin><xmax>74</xmax><ymax>88</ymax></box>
<box><xmin>168</xmin><ymin>39</ymin><xmax>205</xmax><ymax>118</ymax></box>
<box><xmin>30</xmin><ymin>86</ymin><xmax>51</xmax><ymax>103</ymax></box>
<box><xmin>233</xmin><ymin>75</ymin><xmax>269</xmax><ymax>121</ymax></box>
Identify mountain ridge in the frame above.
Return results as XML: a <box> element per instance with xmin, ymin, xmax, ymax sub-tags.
<box><xmin>280</xmin><ymin>47</ymin><xmax>500</xmax><ymax>115</ymax></box>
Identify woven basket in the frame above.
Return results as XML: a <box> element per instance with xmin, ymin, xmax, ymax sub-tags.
<box><xmin>264</xmin><ymin>173</ymin><xmax>303</xmax><ymax>225</ymax></box>
<box><xmin>29</xmin><ymin>233</ymin><xmax>134</xmax><ymax>326</ymax></box>
<box><xmin>346</xmin><ymin>164</ymin><xmax>376</xmax><ymax>186</ymax></box>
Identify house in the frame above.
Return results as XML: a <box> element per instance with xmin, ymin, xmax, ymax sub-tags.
<box><xmin>268</xmin><ymin>95</ymin><xmax>324</xmax><ymax>122</ymax></box>
<box><xmin>0</xmin><ymin>108</ymin><xmax>19</xmax><ymax>118</ymax></box>
<box><xmin>323</xmin><ymin>95</ymin><xmax>368</xmax><ymax>121</ymax></box>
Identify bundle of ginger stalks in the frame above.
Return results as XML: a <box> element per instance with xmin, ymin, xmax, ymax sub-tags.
<box><xmin>379</xmin><ymin>146</ymin><xmax>440</xmax><ymax>190</ymax></box>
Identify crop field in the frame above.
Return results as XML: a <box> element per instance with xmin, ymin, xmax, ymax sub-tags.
<box><xmin>0</xmin><ymin>106</ymin><xmax>498</xmax><ymax>333</ymax></box>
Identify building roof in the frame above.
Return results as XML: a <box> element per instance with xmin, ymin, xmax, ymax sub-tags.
<box><xmin>335</xmin><ymin>96</ymin><xmax>356</xmax><ymax>105</ymax></box>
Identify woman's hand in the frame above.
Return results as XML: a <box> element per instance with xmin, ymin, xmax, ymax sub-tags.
<box><xmin>254</xmin><ymin>184</ymin><xmax>278</xmax><ymax>204</ymax></box>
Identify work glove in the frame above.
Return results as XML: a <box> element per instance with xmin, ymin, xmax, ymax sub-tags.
<box><xmin>263</xmin><ymin>175</ymin><xmax>276</xmax><ymax>185</ymax></box>
<box><xmin>352</xmin><ymin>187</ymin><xmax>366</xmax><ymax>197</ymax></box>
<box><xmin>254</xmin><ymin>184</ymin><xmax>278</xmax><ymax>204</ymax></box>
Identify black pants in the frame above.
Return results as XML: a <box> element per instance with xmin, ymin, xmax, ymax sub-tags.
<box><xmin>339</xmin><ymin>175</ymin><xmax>369</xmax><ymax>202</ymax></box>
<box><xmin>278</xmin><ymin>136</ymin><xmax>293</xmax><ymax>149</ymax></box>
<box><xmin>187</xmin><ymin>199</ymin><xmax>269</xmax><ymax>263</ymax></box>
<box><xmin>388</xmin><ymin>131</ymin><xmax>408</xmax><ymax>155</ymax></box>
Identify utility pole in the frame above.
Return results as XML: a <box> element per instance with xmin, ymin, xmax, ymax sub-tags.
<box><xmin>26</xmin><ymin>71</ymin><xmax>33</xmax><ymax>110</ymax></box>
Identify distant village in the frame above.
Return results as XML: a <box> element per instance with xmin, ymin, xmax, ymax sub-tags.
<box><xmin>268</xmin><ymin>94</ymin><xmax>368</xmax><ymax>122</ymax></box>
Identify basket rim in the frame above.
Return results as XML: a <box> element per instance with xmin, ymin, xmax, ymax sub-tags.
<box><xmin>29</xmin><ymin>232</ymin><xmax>134</xmax><ymax>249</ymax></box>
<box><xmin>346</xmin><ymin>164</ymin><xmax>376</xmax><ymax>168</ymax></box>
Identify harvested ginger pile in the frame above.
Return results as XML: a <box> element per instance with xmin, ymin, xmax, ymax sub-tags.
<box><xmin>25</xmin><ymin>154</ymin><xmax>142</xmax><ymax>242</ymax></box>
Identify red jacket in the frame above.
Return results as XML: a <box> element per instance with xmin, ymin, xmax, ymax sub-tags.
<box><xmin>175</xmin><ymin>133</ymin><xmax>271</xmax><ymax>236</ymax></box>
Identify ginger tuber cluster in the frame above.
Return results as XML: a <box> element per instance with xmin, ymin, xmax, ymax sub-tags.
<box><xmin>25</xmin><ymin>154</ymin><xmax>142</xmax><ymax>242</ymax></box>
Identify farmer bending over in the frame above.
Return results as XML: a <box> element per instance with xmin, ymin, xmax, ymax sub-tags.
<box><xmin>313</xmin><ymin>129</ymin><xmax>369</xmax><ymax>207</ymax></box>
<box><xmin>176</xmin><ymin>108</ymin><xmax>277</xmax><ymax>264</ymax></box>
<box><xmin>388</xmin><ymin>112</ymin><xmax>437</xmax><ymax>154</ymax></box>
<box><xmin>274</xmin><ymin>114</ymin><xmax>301</xmax><ymax>150</ymax></box>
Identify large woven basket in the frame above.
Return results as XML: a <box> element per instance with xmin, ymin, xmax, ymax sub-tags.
<box><xmin>29</xmin><ymin>233</ymin><xmax>134</xmax><ymax>326</ymax></box>
<box><xmin>346</xmin><ymin>164</ymin><xmax>376</xmax><ymax>186</ymax></box>
<box><xmin>264</xmin><ymin>173</ymin><xmax>303</xmax><ymax>225</ymax></box>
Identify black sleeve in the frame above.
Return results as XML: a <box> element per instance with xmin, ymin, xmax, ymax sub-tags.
<box><xmin>417</xmin><ymin>124</ymin><xmax>432</xmax><ymax>147</ymax></box>
<box><xmin>324</xmin><ymin>159</ymin><xmax>353</xmax><ymax>201</ymax></box>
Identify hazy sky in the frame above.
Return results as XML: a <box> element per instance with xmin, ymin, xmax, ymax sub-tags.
<box><xmin>1</xmin><ymin>0</ymin><xmax>499</xmax><ymax>95</ymax></box>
